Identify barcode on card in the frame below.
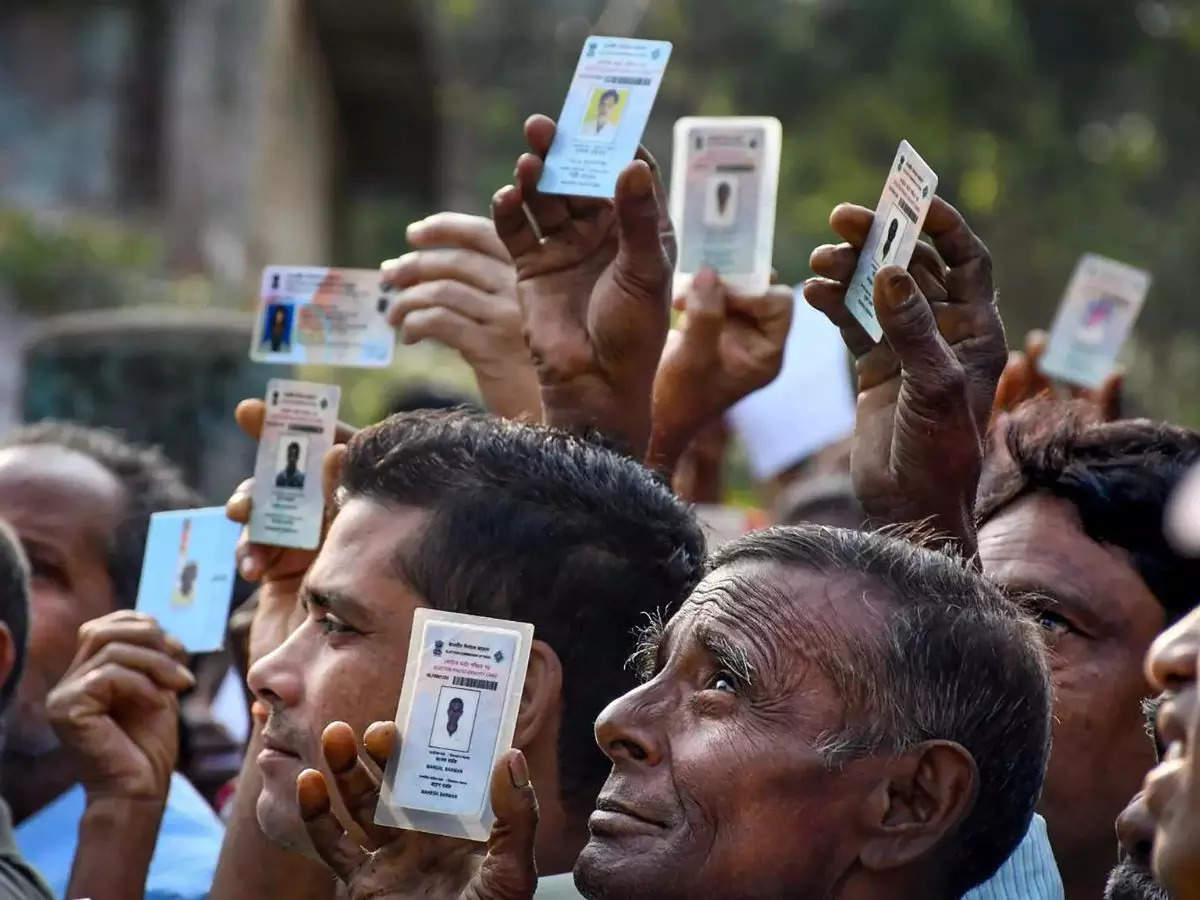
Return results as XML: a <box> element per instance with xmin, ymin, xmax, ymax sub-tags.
<box><xmin>452</xmin><ymin>676</ymin><xmax>498</xmax><ymax>691</ymax></box>
<box><xmin>604</xmin><ymin>76</ymin><xmax>651</xmax><ymax>86</ymax></box>
<box><xmin>897</xmin><ymin>197</ymin><xmax>919</xmax><ymax>224</ymax></box>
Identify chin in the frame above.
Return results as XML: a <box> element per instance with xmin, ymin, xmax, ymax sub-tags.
<box><xmin>255</xmin><ymin>785</ymin><xmax>314</xmax><ymax>855</ymax></box>
<box><xmin>574</xmin><ymin>841</ymin><xmax>682</xmax><ymax>900</ymax></box>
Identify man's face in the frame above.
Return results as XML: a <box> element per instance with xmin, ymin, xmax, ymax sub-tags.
<box><xmin>0</xmin><ymin>446</ymin><xmax>123</xmax><ymax>755</ymax></box>
<box><xmin>598</xmin><ymin>95</ymin><xmax>616</xmax><ymax>120</ymax></box>
<box><xmin>286</xmin><ymin>443</ymin><xmax>299</xmax><ymax>468</ymax></box>
<box><xmin>1143</xmin><ymin>605</ymin><xmax>1200</xmax><ymax>899</ymax></box>
<box><xmin>272</xmin><ymin>309</ymin><xmax>286</xmax><ymax>336</ymax></box>
<box><xmin>575</xmin><ymin>562</ymin><xmax>888</xmax><ymax>900</ymax></box>
<box><xmin>247</xmin><ymin>498</ymin><xmax>430</xmax><ymax>853</ymax></box>
<box><xmin>978</xmin><ymin>492</ymin><xmax>1164</xmax><ymax>886</ymax></box>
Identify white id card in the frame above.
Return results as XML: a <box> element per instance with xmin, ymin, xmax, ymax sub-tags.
<box><xmin>844</xmin><ymin>141</ymin><xmax>938</xmax><ymax>341</ymax></box>
<box><xmin>376</xmin><ymin>609</ymin><xmax>534</xmax><ymax>841</ymax></box>
<box><xmin>538</xmin><ymin>36</ymin><xmax>672</xmax><ymax>198</ymax></box>
<box><xmin>248</xmin><ymin>379</ymin><xmax>340</xmax><ymax>550</ymax></box>
<box><xmin>251</xmin><ymin>266</ymin><xmax>395</xmax><ymax>368</ymax></box>
<box><xmin>670</xmin><ymin>117</ymin><xmax>781</xmax><ymax>296</ymax></box>
<box><xmin>1038</xmin><ymin>253</ymin><xmax>1151</xmax><ymax>389</ymax></box>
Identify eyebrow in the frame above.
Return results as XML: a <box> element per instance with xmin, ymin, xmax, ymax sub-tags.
<box><xmin>627</xmin><ymin>608</ymin><xmax>668</xmax><ymax>682</ymax></box>
<box><xmin>1001</xmin><ymin>582</ymin><xmax>1107</xmax><ymax>633</ymax></box>
<box><xmin>694</xmin><ymin>621</ymin><xmax>756</xmax><ymax>686</ymax></box>
<box><xmin>301</xmin><ymin>585</ymin><xmax>373</xmax><ymax>625</ymax></box>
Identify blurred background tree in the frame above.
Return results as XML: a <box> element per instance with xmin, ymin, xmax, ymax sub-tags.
<box><xmin>2</xmin><ymin>0</ymin><xmax>1199</xmax><ymax>454</ymax></box>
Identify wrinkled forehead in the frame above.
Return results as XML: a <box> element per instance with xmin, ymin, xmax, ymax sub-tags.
<box><xmin>669</xmin><ymin>560</ymin><xmax>884</xmax><ymax>682</ymax></box>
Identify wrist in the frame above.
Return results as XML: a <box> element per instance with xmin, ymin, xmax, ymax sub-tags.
<box><xmin>70</xmin><ymin>796</ymin><xmax>165</xmax><ymax>900</ymax></box>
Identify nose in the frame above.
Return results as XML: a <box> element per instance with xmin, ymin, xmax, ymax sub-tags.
<box><xmin>247</xmin><ymin>627</ymin><xmax>306</xmax><ymax>712</ymax></box>
<box><xmin>1146</xmin><ymin>607</ymin><xmax>1200</xmax><ymax>692</ymax></box>
<box><xmin>594</xmin><ymin>682</ymin><xmax>666</xmax><ymax>767</ymax></box>
<box><xmin>1116</xmin><ymin>790</ymin><xmax>1156</xmax><ymax>868</ymax></box>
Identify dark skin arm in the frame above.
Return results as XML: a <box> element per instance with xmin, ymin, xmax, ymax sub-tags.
<box><xmin>804</xmin><ymin>196</ymin><xmax>1007</xmax><ymax>556</ymax></box>
<box><xmin>491</xmin><ymin>114</ymin><xmax>675</xmax><ymax>458</ymax></box>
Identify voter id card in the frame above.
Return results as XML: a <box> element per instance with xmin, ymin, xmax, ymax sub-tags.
<box><xmin>248</xmin><ymin>379</ymin><xmax>340</xmax><ymax>550</ymax></box>
<box><xmin>135</xmin><ymin>507</ymin><xmax>240</xmax><ymax>653</ymax></box>
<box><xmin>844</xmin><ymin>141</ymin><xmax>938</xmax><ymax>341</ymax></box>
<box><xmin>377</xmin><ymin>609</ymin><xmax>533</xmax><ymax>841</ymax></box>
<box><xmin>251</xmin><ymin>266</ymin><xmax>395</xmax><ymax>367</ymax></box>
<box><xmin>671</xmin><ymin>116</ymin><xmax>781</xmax><ymax>296</ymax></box>
<box><xmin>1038</xmin><ymin>253</ymin><xmax>1151</xmax><ymax>389</ymax></box>
<box><xmin>538</xmin><ymin>36</ymin><xmax>672</xmax><ymax>198</ymax></box>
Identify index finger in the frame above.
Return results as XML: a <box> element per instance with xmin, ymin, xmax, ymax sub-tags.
<box><xmin>406</xmin><ymin>212</ymin><xmax>511</xmax><ymax>262</ymax></box>
<box><xmin>236</xmin><ymin>398</ymin><xmax>358</xmax><ymax>445</ymax></box>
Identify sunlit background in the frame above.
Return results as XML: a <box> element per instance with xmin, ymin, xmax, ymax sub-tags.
<box><xmin>2</xmin><ymin>0</ymin><xmax>1198</xmax><ymax>500</ymax></box>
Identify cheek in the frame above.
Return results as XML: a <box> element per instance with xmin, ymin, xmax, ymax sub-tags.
<box><xmin>26</xmin><ymin>584</ymin><xmax>91</xmax><ymax>683</ymax></box>
<box><xmin>304</xmin><ymin>642</ymin><xmax>409</xmax><ymax>743</ymax></box>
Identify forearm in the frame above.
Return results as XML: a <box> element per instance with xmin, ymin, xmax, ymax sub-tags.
<box><xmin>67</xmin><ymin>797</ymin><xmax>164</xmax><ymax>900</ymax></box>
<box><xmin>210</xmin><ymin>727</ymin><xmax>334</xmax><ymax>900</ymax></box>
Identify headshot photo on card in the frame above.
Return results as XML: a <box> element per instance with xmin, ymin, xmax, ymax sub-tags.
<box><xmin>578</xmin><ymin>87</ymin><xmax>626</xmax><ymax>142</ymax></box>
<box><xmin>274</xmin><ymin>437</ymin><xmax>308</xmax><ymax>490</ymax></box>
<box><xmin>260</xmin><ymin>302</ymin><xmax>293</xmax><ymax>353</ymax></box>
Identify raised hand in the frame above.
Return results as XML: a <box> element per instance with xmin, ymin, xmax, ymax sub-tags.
<box><xmin>47</xmin><ymin>611</ymin><xmax>192</xmax><ymax>803</ymax></box>
<box><xmin>224</xmin><ymin>399</ymin><xmax>355</xmax><ymax>667</ymax></box>
<box><xmin>648</xmin><ymin>267</ymin><xmax>793</xmax><ymax>477</ymax></box>
<box><xmin>804</xmin><ymin>196</ymin><xmax>1007</xmax><ymax>554</ymax></box>
<box><xmin>382</xmin><ymin>213</ymin><xmax>541</xmax><ymax>421</ymax></box>
<box><xmin>297</xmin><ymin>721</ymin><xmax>538</xmax><ymax>900</ymax></box>
<box><xmin>992</xmin><ymin>327</ymin><xmax>1123</xmax><ymax>422</ymax></box>
<box><xmin>490</xmin><ymin>114</ymin><xmax>674</xmax><ymax>457</ymax></box>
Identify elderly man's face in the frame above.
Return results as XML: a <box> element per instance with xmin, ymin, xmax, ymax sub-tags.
<box><xmin>575</xmin><ymin>562</ymin><xmax>887</xmax><ymax>900</ymax></box>
<box><xmin>979</xmin><ymin>492</ymin><xmax>1163</xmax><ymax>894</ymax></box>
<box><xmin>1143</xmin><ymin>605</ymin><xmax>1200</xmax><ymax>900</ymax></box>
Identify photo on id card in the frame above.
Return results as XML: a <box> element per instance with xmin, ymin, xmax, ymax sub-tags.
<box><xmin>376</xmin><ymin>609</ymin><xmax>534</xmax><ymax>841</ymax></box>
<box><xmin>1038</xmin><ymin>253</ymin><xmax>1151</xmax><ymax>389</ymax></box>
<box><xmin>670</xmin><ymin>117</ymin><xmax>781</xmax><ymax>296</ymax></box>
<box><xmin>843</xmin><ymin>141</ymin><xmax>938</xmax><ymax>342</ymax></box>
<box><xmin>248</xmin><ymin>379</ymin><xmax>340</xmax><ymax>551</ymax></box>
<box><xmin>250</xmin><ymin>266</ymin><xmax>395</xmax><ymax>368</ymax></box>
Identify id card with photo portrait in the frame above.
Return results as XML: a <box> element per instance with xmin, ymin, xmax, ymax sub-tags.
<box><xmin>135</xmin><ymin>507</ymin><xmax>241</xmax><ymax>652</ymax></box>
<box><xmin>377</xmin><ymin>609</ymin><xmax>534</xmax><ymax>841</ymax></box>
<box><xmin>538</xmin><ymin>36</ymin><xmax>672</xmax><ymax>198</ymax></box>
<box><xmin>248</xmin><ymin>379</ymin><xmax>340</xmax><ymax>550</ymax></box>
<box><xmin>1038</xmin><ymin>253</ymin><xmax>1151</xmax><ymax>389</ymax></box>
<box><xmin>844</xmin><ymin>141</ymin><xmax>938</xmax><ymax>342</ymax></box>
<box><xmin>671</xmin><ymin>117</ymin><xmax>781</xmax><ymax>296</ymax></box>
<box><xmin>251</xmin><ymin>266</ymin><xmax>395</xmax><ymax>368</ymax></box>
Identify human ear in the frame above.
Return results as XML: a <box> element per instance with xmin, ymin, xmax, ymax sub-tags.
<box><xmin>513</xmin><ymin>639</ymin><xmax>564</xmax><ymax>749</ymax></box>
<box><xmin>858</xmin><ymin>740</ymin><xmax>978</xmax><ymax>871</ymax></box>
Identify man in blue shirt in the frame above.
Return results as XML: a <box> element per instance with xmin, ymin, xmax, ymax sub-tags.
<box><xmin>0</xmin><ymin>423</ymin><xmax>223</xmax><ymax>898</ymax></box>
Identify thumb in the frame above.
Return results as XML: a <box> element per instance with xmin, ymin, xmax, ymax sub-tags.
<box><xmin>473</xmin><ymin>750</ymin><xmax>539</xmax><ymax>900</ymax></box>
<box><xmin>614</xmin><ymin>160</ymin><xmax>670</xmax><ymax>295</ymax></box>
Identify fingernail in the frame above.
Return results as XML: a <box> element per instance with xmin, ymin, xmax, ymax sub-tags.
<box><xmin>239</xmin><ymin>556</ymin><xmax>257</xmax><ymax>579</ymax></box>
<box><xmin>251</xmin><ymin>700</ymin><xmax>269</xmax><ymax>722</ymax></box>
<box><xmin>508</xmin><ymin>751</ymin><xmax>530</xmax><ymax>788</ymax></box>
<box><xmin>882</xmin><ymin>271</ymin><xmax>912</xmax><ymax>305</ymax></box>
<box><xmin>626</xmin><ymin>161</ymin><xmax>652</xmax><ymax>198</ymax></box>
<box><xmin>694</xmin><ymin>267</ymin><xmax>717</xmax><ymax>290</ymax></box>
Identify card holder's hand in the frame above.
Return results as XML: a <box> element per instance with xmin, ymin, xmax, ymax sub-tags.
<box><xmin>491</xmin><ymin>114</ymin><xmax>674</xmax><ymax>458</ymax></box>
<box><xmin>225</xmin><ymin>399</ymin><xmax>356</xmax><ymax>667</ymax></box>
<box><xmin>804</xmin><ymin>196</ymin><xmax>1007</xmax><ymax>555</ymax></box>
<box><xmin>382</xmin><ymin>213</ymin><xmax>542</xmax><ymax>422</ymax></box>
<box><xmin>647</xmin><ymin>268</ymin><xmax>793</xmax><ymax>478</ymax></box>
<box><xmin>297</xmin><ymin>722</ymin><xmax>538</xmax><ymax>900</ymax></box>
<box><xmin>992</xmin><ymin>328</ymin><xmax>1123</xmax><ymax>423</ymax></box>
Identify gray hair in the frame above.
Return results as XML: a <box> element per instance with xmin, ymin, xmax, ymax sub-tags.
<box><xmin>710</xmin><ymin>525</ymin><xmax>1052</xmax><ymax>896</ymax></box>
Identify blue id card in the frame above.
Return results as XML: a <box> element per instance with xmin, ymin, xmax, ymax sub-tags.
<box><xmin>135</xmin><ymin>507</ymin><xmax>241</xmax><ymax>653</ymax></box>
<box><xmin>538</xmin><ymin>36</ymin><xmax>672</xmax><ymax>198</ymax></box>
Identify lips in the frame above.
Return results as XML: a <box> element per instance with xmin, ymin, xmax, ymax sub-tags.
<box><xmin>589</xmin><ymin>795</ymin><xmax>670</xmax><ymax>837</ymax></box>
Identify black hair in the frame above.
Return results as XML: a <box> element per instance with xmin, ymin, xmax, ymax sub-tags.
<box><xmin>1</xmin><ymin>422</ymin><xmax>200</xmax><ymax>606</ymax></box>
<box><xmin>340</xmin><ymin>410</ymin><xmax>705</xmax><ymax>814</ymax></box>
<box><xmin>600</xmin><ymin>89</ymin><xmax>620</xmax><ymax>105</ymax></box>
<box><xmin>978</xmin><ymin>400</ymin><xmax>1200</xmax><ymax>624</ymax></box>
<box><xmin>0</xmin><ymin>520</ymin><xmax>30</xmax><ymax>713</ymax></box>
<box><xmin>711</xmin><ymin>525</ymin><xmax>1052</xmax><ymax>897</ymax></box>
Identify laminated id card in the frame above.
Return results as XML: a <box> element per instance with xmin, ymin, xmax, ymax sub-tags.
<box><xmin>376</xmin><ymin>609</ymin><xmax>534</xmax><ymax>841</ymax></box>
<box><xmin>670</xmin><ymin>116</ymin><xmax>781</xmax><ymax>296</ymax></box>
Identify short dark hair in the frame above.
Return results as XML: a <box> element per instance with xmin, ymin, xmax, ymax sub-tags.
<box><xmin>711</xmin><ymin>525</ymin><xmax>1052</xmax><ymax>896</ymax></box>
<box><xmin>1</xmin><ymin>422</ymin><xmax>200</xmax><ymax>606</ymax></box>
<box><xmin>600</xmin><ymin>89</ymin><xmax>620</xmax><ymax>104</ymax></box>
<box><xmin>978</xmin><ymin>400</ymin><xmax>1200</xmax><ymax>624</ymax></box>
<box><xmin>0</xmin><ymin>519</ymin><xmax>31</xmax><ymax>713</ymax></box>
<box><xmin>340</xmin><ymin>411</ymin><xmax>705</xmax><ymax>814</ymax></box>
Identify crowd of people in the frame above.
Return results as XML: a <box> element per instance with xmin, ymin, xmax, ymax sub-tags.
<box><xmin>0</xmin><ymin>109</ymin><xmax>1199</xmax><ymax>900</ymax></box>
